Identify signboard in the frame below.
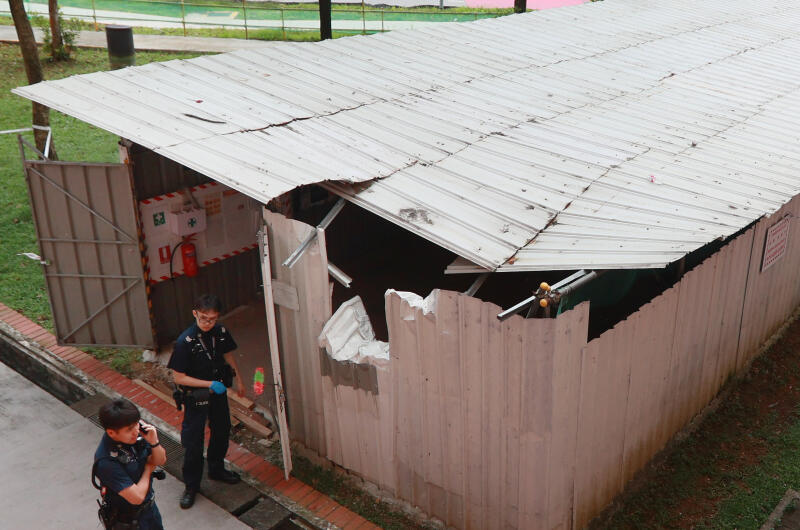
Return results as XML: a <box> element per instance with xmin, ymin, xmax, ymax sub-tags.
<box><xmin>138</xmin><ymin>182</ymin><xmax>261</xmax><ymax>283</ymax></box>
<box><xmin>761</xmin><ymin>216</ymin><xmax>791</xmax><ymax>272</ymax></box>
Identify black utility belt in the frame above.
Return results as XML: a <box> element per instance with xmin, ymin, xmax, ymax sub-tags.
<box><xmin>109</xmin><ymin>496</ymin><xmax>154</xmax><ymax>521</ymax></box>
<box><xmin>183</xmin><ymin>387</ymin><xmax>212</xmax><ymax>406</ymax></box>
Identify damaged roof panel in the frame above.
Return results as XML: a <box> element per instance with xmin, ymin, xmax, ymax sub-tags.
<box><xmin>13</xmin><ymin>0</ymin><xmax>800</xmax><ymax>271</ymax></box>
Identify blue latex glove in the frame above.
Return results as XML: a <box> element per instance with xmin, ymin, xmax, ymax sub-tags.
<box><xmin>209</xmin><ymin>381</ymin><xmax>226</xmax><ymax>394</ymax></box>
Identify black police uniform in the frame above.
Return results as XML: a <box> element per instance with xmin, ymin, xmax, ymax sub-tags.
<box><xmin>167</xmin><ymin>322</ymin><xmax>237</xmax><ymax>491</ymax></box>
<box><xmin>94</xmin><ymin>433</ymin><xmax>163</xmax><ymax>529</ymax></box>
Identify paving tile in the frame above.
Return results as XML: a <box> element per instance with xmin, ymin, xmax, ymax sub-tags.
<box><xmin>287</xmin><ymin>484</ymin><xmax>314</xmax><ymax>503</ymax></box>
<box><xmin>328</xmin><ymin>506</ymin><xmax>359</xmax><ymax>528</ymax></box>
<box><xmin>259</xmin><ymin>466</ymin><xmax>286</xmax><ymax>488</ymax></box>
<box><xmin>34</xmin><ymin>333</ymin><xmax>58</xmax><ymax>347</ymax></box>
<box><xmin>73</xmin><ymin>357</ymin><xmax>99</xmax><ymax>372</ymax></box>
<box><xmin>84</xmin><ymin>362</ymin><xmax>108</xmax><ymax>377</ymax></box>
<box><xmin>95</xmin><ymin>369</ymin><xmax>118</xmax><ymax>384</ymax></box>
<box><xmin>273</xmin><ymin>477</ymin><xmax>304</xmax><ymax>495</ymax></box>
<box><xmin>6</xmin><ymin>317</ymin><xmax>32</xmax><ymax>330</ymax></box>
<box><xmin>226</xmin><ymin>445</ymin><xmax>249</xmax><ymax>464</ymax></box>
<box><xmin>284</xmin><ymin>481</ymin><xmax>310</xmax><ymax>501</ymax></box>
<box><xmin>343</xmin><ymin>516</ymin><xmax>370</xmax><ymax>529</ymax></box>
<box><xmin>297</xmin><ymin>489</ymin><xmax>323</xmax><ymax>509</ymax></box>
<box><xmin>308</xmin><ymin>494</ymin><xmax>340</xmax><ymax>519</ymax></box>
<box><xmin>49</xmin><ymin>345</ymin><xmax>73</xmax><ymax>357</ymax></box>
<box><xmin>248</xmin><ymin>461</ymin><xmax>271</xmax><ymax>480</ymax></box>
<box><xmin>241</xmin><ymin>453</ymin><xmax>266</xmax><ymax>473</ymax></box>
<box><xmin>234</xmin><ymin>451</ymin><xmax>259</xmax><ymax>468</ymax></box>
<box><xmin>62</xmin><ymin>350</ymin><xmax>87</xmax><ymax>362</ymax></box>
<box><xmin>17</xmin><ymin>322</ymin><xmax>42</xmax><ymax>335</ymax></box>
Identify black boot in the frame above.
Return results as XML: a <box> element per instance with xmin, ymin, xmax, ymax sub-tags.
<box><xmin>208</xmin><ymin>468</ymin><xmax>241</xmax><ymax>484</ymax></box>
<box><xmin>180</xmin><ymin>487</ymin><xmax>197</xmax><ymax>509</ymax></box>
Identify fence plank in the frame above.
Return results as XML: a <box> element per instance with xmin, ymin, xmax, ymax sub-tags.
<box><xmin>461</xmin><ymin>294</ymin><xmax>486</xmax><ymax>529</ymax></box>
<box><xmin>502</xmin><ymin>314</ymin><xmax>524</xmax><ymax>530</ymax></box>
<box><xmin>518</xmin><ymin>317</ymin><xmax>556</xmax><ymax>529</ymax></box>
<box><xmin>547</xmin><ymin>302</ymin><xmax>588</xmax><ymax>529</ymax></box>
<box><xmin>483</xmin><ymin>298</ymin><xmax>507</xmax><ymax>530</ymax></box>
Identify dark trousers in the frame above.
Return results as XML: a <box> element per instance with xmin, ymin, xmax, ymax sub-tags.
<box><xmin>180</xmin><ymin>392</ymin><xmax>231</xmax><ymax>490</ymax></box>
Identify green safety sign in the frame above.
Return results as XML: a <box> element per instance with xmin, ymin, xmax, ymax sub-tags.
<box><xmin>153</xmin><ymin>212</ymin><xmax>166</xmax><ymax>226</ymax></box>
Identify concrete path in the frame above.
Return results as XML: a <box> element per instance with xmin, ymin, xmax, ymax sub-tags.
<box><xmin>0</xmin><ymin>360</ymin><xmax>249</xmax><ymax>529</ymax></box>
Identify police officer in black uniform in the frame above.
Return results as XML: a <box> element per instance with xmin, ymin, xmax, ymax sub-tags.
<box><xmin>93</xmin><ymin>399</ymin><xmax>167</xmax><ymax>529</ymax></box>
<box><xmin>168</xmin><ymin>293</ymin><xmax>245</xmax><ymax>509</ymax></box>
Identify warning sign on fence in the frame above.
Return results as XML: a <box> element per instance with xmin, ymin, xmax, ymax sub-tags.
<box><xmin>761</xmin><ymin>216</ymin><xmax>791</xmax><ymax>272</ymax></box>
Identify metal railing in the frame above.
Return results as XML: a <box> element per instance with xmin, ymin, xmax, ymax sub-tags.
<box><xmin>8</xmin><ymin>0</ymin><xmax>507</xmax><ymax>38</ymax></box>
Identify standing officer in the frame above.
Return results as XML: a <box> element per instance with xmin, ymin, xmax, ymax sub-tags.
<box><xmin>168</xmin><ymin>293</ymin><xmax>245</xmax><ymax>509</ymax></box>
<box><xmin>93</xmin><ymin>399</ymin><xmax>167</xmax><ymax>529</ymax></box>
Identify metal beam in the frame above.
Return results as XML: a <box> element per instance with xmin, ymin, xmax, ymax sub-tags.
<box><xmin>497</xmin><ymin>270</ymin><xmax>592</xmax><ymax>321</ymax></box>
<box><xmin>61</xmin><ymin>279</ymin><xmax>141</xmax><ymax>342</ymax></box>
<box><xmin>282</xmin><ymin>198</ymin><xmax>345</xmax><ymax>268</ymax></box>
<box><xmin>463</xmin><ymin>273</ymin><xmax>489</xmax><ymax>297</ymax></box>
<box><xmin>327</xmin><ymin>262</ymin><xmax>352</xmax><ymax>288</ymax></box>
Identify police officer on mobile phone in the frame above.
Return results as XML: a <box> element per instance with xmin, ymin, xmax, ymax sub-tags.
<box><xmin>168</xmin><ymin>294</ymin><xmax>245</xmax><ymax>510</ymax></box>
<box><xmin>92</xmin><ymin>399</ymin><xmax>167</xmax><ymax>529</ymax></box>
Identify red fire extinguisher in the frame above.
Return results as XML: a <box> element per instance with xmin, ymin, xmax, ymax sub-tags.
<box><xmin>181</xmin><ymin>238</ymin><xmax>198</xmax><ymax>278</ymax></box>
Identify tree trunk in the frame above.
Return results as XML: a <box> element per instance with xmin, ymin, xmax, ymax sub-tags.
<box><xmin>8</xmin><ymin>0</ymin><xmax>58</xmax><ymax>159</ymax></box>
<box><xmin>48</xmin><ymin>0</ymin><xmax>63</xmax><ymax>59</ymax></box>
<box><xmin>514</xmin><ymin>0</ymin><xmax>526</xmax><ymax>13</ymax></box>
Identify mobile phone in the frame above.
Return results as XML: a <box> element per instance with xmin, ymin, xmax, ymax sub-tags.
<box><xmin>139</xmin><ymin>421</ymin><xmax>150</xmax><ymax>434</ymax></box>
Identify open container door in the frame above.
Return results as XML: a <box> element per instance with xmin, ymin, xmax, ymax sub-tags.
<box><xmin>258</xmin><ymin>214</ymin><xmax>292</xmax><ymax>479</ymax></box>
<box><xmin>21</xmin><ymin>144</ymin><xmax>154</xmax><ymax>348</ymax></box>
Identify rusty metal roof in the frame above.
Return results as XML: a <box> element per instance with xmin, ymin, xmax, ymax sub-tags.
<box><xmin>14</xmin><ymin>0</ymin><xmax>800</xmax><ymax>271</ymax></box>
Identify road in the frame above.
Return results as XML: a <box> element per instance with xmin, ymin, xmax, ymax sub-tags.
<box><xmin>0</xmin><ymin>360</ymin><xmax>250</xmax><ymax>529</ymax></box>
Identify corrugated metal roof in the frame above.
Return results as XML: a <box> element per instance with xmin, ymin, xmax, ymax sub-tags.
<box><xmin>14</xmin><ymin>0</ymin><xmax>800</xmax><ymax>271</ymax></box>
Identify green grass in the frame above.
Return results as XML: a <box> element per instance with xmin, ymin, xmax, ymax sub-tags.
<box><xmin>19</xmin><ymin>0</ymin><xmax>509</xmax><ymax>24</ymax></box>
<box><xmin>599</xmin><ymin>331</ymin><xmax>800</xmax><ymax>529</ymax></box>
<box><xmin>0</xmin><ymin>43</ymin><xmax>201</xmax><ymax>355</ymax></box>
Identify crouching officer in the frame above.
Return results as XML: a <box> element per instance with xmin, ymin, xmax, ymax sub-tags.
<box><xmin>93</xmin><ymin>399</ymin><xmax>167</xmax><ymax>529</ymax></box>
<box><xmin>168</xmin><ymin>293</ymin><xmax>245</xmax><ymax>509</ymax></box>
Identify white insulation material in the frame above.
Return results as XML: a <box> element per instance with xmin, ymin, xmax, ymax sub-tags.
<box><xmin>318</xmin><ymin>296</ymin><xmax>389</xmax><ymax>363</ymax></box>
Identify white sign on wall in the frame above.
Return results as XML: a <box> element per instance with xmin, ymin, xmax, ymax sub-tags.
<box><xmin>138</xmin><ymin>182</ymin><xmax>261</xmax><ymax>284</ymax></box>
<box><xmin>761</xmin><ymin>216</ymin><xmax>791</xmax><ymax>272</ymax></box>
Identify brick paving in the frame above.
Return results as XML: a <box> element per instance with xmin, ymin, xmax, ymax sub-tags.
<box><xmin>0</xmin><ymin>302</ymin><xmax>381</xmax><ymax>530</ymax></box>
